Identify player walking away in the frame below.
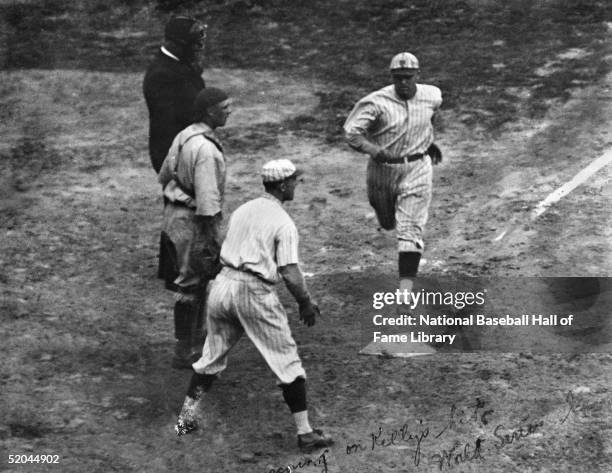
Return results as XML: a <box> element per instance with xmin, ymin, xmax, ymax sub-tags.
<box><xmin>343</xmin><ymin>52</ymin><xmax>443</xmax><ymax>297</ymax></box>
<box><xmin>174</xmin><ymin>159</ymin><xmax>334</xmax><ymax>453</ymax></box>
<box><xmin>157</xmin><ymin>88</ymin><xmax>232</xmax><ymax>369</ymax></box>
<box><xmin>143</xmin><ymin>16</ymin><xmax>207</xmax><ymax>287</ymax></box>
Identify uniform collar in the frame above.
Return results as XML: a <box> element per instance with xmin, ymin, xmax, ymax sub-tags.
<box><xmin>190</xmin><ymin>122</ymin><xmax>215</xmax><ymax>135</ymax></box>
<box><xmin>262</xmin><ymin>192</ymin><xmax>283</xmax><ymax>205</ymax></box>
<box><xmin>386</xmin><ymin>84</ymin><xmax>419</xmax><ymax>102</ymax></box>
<box><xmin>160</xmin><ymin>46</ymin><xmax>180</xmax><ymax>62</ymax></box>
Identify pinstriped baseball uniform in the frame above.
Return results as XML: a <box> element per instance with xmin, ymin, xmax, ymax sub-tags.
<box><xmin>192</xmin><ymin>194</ymin><xmax>307</xmax><ymax>384</ymax></box>
<box><xmin>344</xmin><ymin>84</ymin><xmax>442</xmax><ymax>252</ymax></box>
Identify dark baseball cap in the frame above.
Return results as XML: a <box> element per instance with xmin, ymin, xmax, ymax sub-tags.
<box><xmin>193</xmin><ymin>88</ymin><xmax>229</xmax><ymax>112</ymax></box>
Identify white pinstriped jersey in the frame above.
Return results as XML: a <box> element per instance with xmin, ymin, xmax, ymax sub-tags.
<box><xmin>219</xmin><ymin>194</ymin><xmax>299</xmax><ymax>284</ymax></box>
<box><xmin>343</xmin><ymin>84</ymin><xmax>442</xmax><ymax>157</ymax></box>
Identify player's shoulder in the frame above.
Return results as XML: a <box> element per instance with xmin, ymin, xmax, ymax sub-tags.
<box><xmin>238</xmin><ymin>196</ymin><xmax>293</xmax><ymax>224</ymax></box>
<box><xmin>416</xmin><ymin>83</ymin><xmax>442</xmax><ymax>101</ymax></box>
<box><xmin>366</xmin><ymin>85</ymin><xmax>396</xmax><ymax>100</ymax></box>
<box><xmin>356</xmin><ymin>85</ymin><xmax>397</xmax><ymax>108</ymax></box>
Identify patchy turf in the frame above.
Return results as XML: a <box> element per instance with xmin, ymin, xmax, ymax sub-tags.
<box><xmin>1</xmin><ymin>0</ymin><xmax>611</xmax><ymax>140</ymax></box>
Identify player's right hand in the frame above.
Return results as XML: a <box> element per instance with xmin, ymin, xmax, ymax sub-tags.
<box><xmin>299</xmin><ymin>300</ymin><xmax>319</xmax><ymax>327</ymax></box>
<box><xmin>372</xmin><ymin>148</ymin><xmax>395</xmax><ymax>163</ymax></box>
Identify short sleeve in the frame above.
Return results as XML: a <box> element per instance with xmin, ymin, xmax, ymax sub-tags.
<box><xmin>275</xmin><ymin>222</ymin><xmax>299</xmax><ymax>267</ymax></box>
<box><xmin>431</xmin><ymin>86</ymin><xmax>442</xmax><ymax>109</ymax></box>
<box><xmin>193</xmin><ymin>141</ymin><xmax>223</xmax><ymax>216</ymax></box>
<box><xmin>343</xmin><ymin>98</ymin><xmax>380</xmax><ymax>136</ymax></box>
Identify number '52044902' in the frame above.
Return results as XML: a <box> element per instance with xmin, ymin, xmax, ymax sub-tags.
<box><xmin>8</xmin><ymin>454</ymin><xmax>59</xmax><ymax>463</ymax></box>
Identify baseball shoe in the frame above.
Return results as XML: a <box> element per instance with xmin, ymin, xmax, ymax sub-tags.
<box><xmin>175</xmin><ymin>417</ymin><xmax>198</xmax><ymax>436</ymax></box>
<box><xmin>297</xmin><ymin>429</ymin><xmax>334</xmax><ymax>453</ymax></box>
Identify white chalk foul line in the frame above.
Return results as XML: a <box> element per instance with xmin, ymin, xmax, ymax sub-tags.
<box><xmin>493</xmin><ymin>148</ymin><xmax>612</xmax><ymax>242</ymax></box>
<box><xmin>530</xmin><ymin>148</ymin><xmax>612</xmax><ymax>220</ymax></box>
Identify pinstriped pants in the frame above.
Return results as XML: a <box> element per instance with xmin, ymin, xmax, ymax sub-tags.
<box><xmin>368</xmin><ymin>156</ymin><xmax>433</xmax><ymax>253</ymax></box>
<box><xmin>192</xmin><ymin>267</ymin><xmax>306</xmax><ymax>384</ymax></box>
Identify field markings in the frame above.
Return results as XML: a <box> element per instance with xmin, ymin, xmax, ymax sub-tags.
<box><xmin>493</xmin><ymin>148</ymin><xmax>612</xmax><ymax>242</ymax></box>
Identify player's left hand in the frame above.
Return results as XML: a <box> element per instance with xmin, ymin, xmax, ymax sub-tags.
<box><xmin>299</xmin><ymin>300</ymin><xmax>320</xmax><ymax>327</ymax></box>
<box><xmin>427</xmin><ymin>143</ymin><xmax>442</xmax><ymax>165</ymax></box>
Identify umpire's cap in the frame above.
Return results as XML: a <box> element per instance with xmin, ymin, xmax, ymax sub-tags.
<box><xmin>390</xmin><ymin>52</ymin><xmax>419</xmax><ymax>70</ymax></box>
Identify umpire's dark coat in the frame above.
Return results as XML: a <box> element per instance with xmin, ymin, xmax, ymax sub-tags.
<box><xmin>143</xmin><ymin>50</ymin><xmax>206</xmax><ymax>173</ymax></box>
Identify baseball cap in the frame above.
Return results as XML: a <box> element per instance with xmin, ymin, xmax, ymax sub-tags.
<box><xmin>389</xmin><ymin>52</ymin><xmax>419</xmax><ymax>71</ymax></box>
<box><xmin>261</xmin><ymin>159</ymin><xmax>303</xmax><ymax>183</ymax></box>
<box><xmin>193</xmin><ymin>88</ymin><xmax>229</xmax><ymax>112</ymax></box>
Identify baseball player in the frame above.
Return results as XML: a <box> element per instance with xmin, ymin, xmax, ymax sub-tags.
<box><xmin>343</xmin><ymin>52</ymin><xmax>443</xmax><ymax>295</ymax></box>
<box><xmin>174</xmin><ymin>159</ymin><xmax>334</xmax><ymax>454</ymax></box>
<box><xmin>157</xmin><ymin>87</ymin><xmax>232</xmax><ymax>369</ymax></box>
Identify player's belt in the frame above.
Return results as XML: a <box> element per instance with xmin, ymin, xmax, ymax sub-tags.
<box><xmin>221</xmin><ymin>266</ymin><xmax>274</xmax><ymax>285</ymax></box>
<box><xmin>383</xmin><ymin>153</ymin><xmax>425</xmax><ymax>164</ymax></box>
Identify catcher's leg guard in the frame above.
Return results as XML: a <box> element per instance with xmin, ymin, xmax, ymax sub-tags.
<box><xmin>173</xmin><ymin>300</ymin><xmax>197</xmax><ymax>369</ymax></box>
<box><xmin>189</xmin><ymin>286</ymin><xmax>210</xmax><ymax>362</ymax></box>
<box><xmin>367</xmin><ymin>160</ymin><xmax>398</xmax><ymax>230</ymax></box>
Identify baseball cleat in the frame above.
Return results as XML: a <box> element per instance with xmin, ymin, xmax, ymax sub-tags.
<box><xmin>175</xmin><ymin>417</ymin><xmax>198</xmax><ymax>436</ymax></box>
<box><xmin>297</xmin><ymin>429</ymin><xmax>334</xmax><ymax>453</ymax></box>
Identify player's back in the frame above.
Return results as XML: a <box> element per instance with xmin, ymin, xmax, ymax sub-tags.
<box><xmin>220</xmin><ymin>196</ymin><xmax>297</xmax><ymax>283</ymax></box>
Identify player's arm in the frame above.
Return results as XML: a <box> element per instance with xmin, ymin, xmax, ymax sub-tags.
<box><xmin>193</xmin><ymin>144</ymin><xmax>224</xmax><ymax>250</ymax></box>
<box><xmin>343</xmin><ymin>100</ymin><xmax>394</xmax><ymax>162</ymax></box>
<box><xmin>279</xmin><ymin>264</ymin><xmax>319</xmax><ymax>327</ymax></box>
<box><xmin>431</xmin><ymin>110</ymin><xmax>443</xmax><ymax>131</ymax></box>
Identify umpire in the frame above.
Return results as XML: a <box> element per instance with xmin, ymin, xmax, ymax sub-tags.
<box><xmin>174</xmin><ymin>159</ymin><xmax>334</xmax><ymax>454</ymax></box>
<box><xmin>143</xmin><ymin>16</ymin><xmax>207</xmax><ymax>173</ymax></box>
<box><xmin>343</xmin><ymin>52</ymin><xmax>443</xmax><ymax>294</ymax></box>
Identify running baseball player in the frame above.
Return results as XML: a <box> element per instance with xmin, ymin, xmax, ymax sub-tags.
<box><xmin>174</xmin><ymin>159</ymin><xmax>334</xmax><ymax>454</ymax></box>
<box><xmin>343</xmin><ymin>52</ymin><xmax>443</xmax><ymax>295</ymax></box>
<box><xmin>157</xmin><ymin>87</ymin><xmax>231</xmax><ymax>369</ymax></box>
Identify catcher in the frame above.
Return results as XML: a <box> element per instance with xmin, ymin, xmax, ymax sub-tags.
<box><xmin>343</xmin><ymin>52</ymin><xmax>443</xmax><ymax>294</ymax></box>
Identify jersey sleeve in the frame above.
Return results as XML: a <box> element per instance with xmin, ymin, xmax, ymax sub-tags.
<box><xmin>275</xmin><ymin>221</ymin><xmax>300</xmax><ymax>267</ymax></box>
<box><xmin>343</xmin><ymin>97</ymin><xmax>380</xmax><ymax>137</ymax></box>
<box><xmin>193</xmin><ymin>141</ymin><xmax>223</xmax><ymax>216</ymax></box>
<box><xmin>431</xmin><ymin>86</ymin><xmax>443</xmax><ymax>109</ymax></box>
